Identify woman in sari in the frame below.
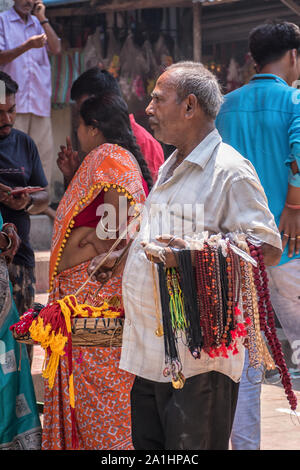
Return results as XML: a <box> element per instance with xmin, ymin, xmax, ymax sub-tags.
<box><xmin>0</xmin><ymin>217</ymin><xmax>41</xmax><ymax>449</ymax></box>
<box><xmin>42</xmin><ymin>94</ymin><xmax>152</xmax><ymax>450</ymax></box>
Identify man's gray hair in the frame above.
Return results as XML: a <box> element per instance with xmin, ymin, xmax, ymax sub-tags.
<box><xmin>166</xmin><ymin>61</ymin><xmax>224</xmax><ymax>119</ymax></box>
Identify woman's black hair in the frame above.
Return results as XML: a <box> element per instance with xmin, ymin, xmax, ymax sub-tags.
<box><xmin>80</xmin><ymin>94</ymin><xmax>153</xmax><ymax>191</ymax></box>
<box><xmin>71</xmin><ymin>67</ymin><xmax>121</xmax><ymax>102</ymax></box>
<box><xmin>249</xmin><ymin>21</ymin><xmax>300</xmax><ymax>69</ymax></box>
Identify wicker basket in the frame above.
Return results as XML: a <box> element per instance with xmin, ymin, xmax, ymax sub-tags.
<box><xmin>12</xmin><ymin>317</ymin><xmax>124</xmax><ymax>348</ymax></box>
<box><xmin>71</xmin><ymin>317</ymin><xmax>123</xmax><ymax>347</ymax></box>
<box><xmin>12</xmin><ymin>330</ymin><xmax>34</xmax><ymax>345</ymax></box>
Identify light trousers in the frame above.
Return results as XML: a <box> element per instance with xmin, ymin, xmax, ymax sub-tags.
<box><xmin>14</xmin><ymin>113</ymin><xmax>54</xmax><ymax>186</ymax></box>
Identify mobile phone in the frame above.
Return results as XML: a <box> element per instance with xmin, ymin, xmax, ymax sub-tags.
<box><xmin>31</xmin><ymin>2</ymin><xmax>42</xmax><ymax>14</ymax></box>
<box><xmin>11</xmin><ymin>186</ymin><xmax>45</xmax><ymax>196</ymax></box>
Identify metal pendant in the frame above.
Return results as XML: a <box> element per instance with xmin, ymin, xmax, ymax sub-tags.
<box><xmin>172</xmin><ymin>372</ymin><xmax>186</xmax><ymax>389</ymax></box>
<box><xmin>155</xmin><ymin>325</ymin><xmax>164</xmax><ymax>337</ymax></box>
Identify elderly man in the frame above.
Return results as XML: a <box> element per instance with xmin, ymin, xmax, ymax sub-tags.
<box><xmin>89</xmin><ymin>61</ymin><xmax>282</xmax><ymax>450</ymax></box>
<box><xmin>0</xmin><ymin>0</ymin><xmax>61</xmax><ymax>186</ymax></box>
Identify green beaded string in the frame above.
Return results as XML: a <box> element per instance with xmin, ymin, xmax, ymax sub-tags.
<box><xmin>167</xmin><ymin>268</ymin><xmax>187</xmax><ymax>331</ymax></box>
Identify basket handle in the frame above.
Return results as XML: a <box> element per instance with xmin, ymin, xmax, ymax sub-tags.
<box><xmin>75</xmin><ymin>213</ymin><xmax>140</xmax><ymax>297</ymax></box>
<box><xmin>91</xmin><ymin>239</ymin><xmax>133</xmax><ymax>299</ymax></box>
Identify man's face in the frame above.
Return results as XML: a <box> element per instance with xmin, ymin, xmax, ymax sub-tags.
<box><xmin>146</xmin><ymin>72</ymin><xmax>186</xmax><ymax>147</ymax></box>
<box><xmin>0</xmin><ymin>94</ymin><xmax>16</xmax><ymax>138</ymax></box>
<box><xmin>14</xmin><ymin>0</ymin><xmax>35</xmax><ymax>16</ymax></box>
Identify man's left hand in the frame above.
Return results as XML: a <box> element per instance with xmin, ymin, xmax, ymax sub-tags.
<box><xmin>278</xmin><ymin>206</ymin><xmax>300</xmax><ymax>257</ymax></box>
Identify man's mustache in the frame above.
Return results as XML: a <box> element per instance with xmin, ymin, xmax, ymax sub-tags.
<box><xmin>148</xmin><ymin>119</ymin><xmax>159</xmax><ymax>126</ymax></box>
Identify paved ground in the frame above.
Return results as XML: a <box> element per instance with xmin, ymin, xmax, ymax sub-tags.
<box><xmin>260</xmin><ymin>381</ymin><xmax>300</xmax><ymax>450</ymax></box>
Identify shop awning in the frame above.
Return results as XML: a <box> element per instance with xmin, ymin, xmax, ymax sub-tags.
<box><xmin>44</xmin><ymin>0</ymin><xmax>87</xmax><ymax>6</ymax></box>
<box><xmin>44</xmin><ymin>0</ymin><xmax>240</xmax><ymax>8</ymax></box>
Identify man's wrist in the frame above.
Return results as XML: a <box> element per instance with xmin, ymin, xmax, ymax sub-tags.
<box><xmin>285</xmin><ymin>202</ymin><xmax>300</xmax><ymax>210</ymax></box>
<box><xmin>23</xmin><ymin>39</ymin><xmax>32</xmax><ymax>52</ymax></box>
<box><xmin>40</xmin><ymin>18</ymin><xmax>49</xmax><ymax>25</ymax></box>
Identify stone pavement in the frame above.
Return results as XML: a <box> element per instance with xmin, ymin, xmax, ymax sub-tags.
<box><xmin>260</xmin><ymin>380</ymin><xmax>300</xmax><ymax>450</ymax></box>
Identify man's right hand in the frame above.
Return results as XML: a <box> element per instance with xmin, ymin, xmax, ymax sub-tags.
<box><xmin>57</xmin><ymin>136</ymin><xmax>80</xmax><ymax>180</ymax></box>
<box><xmin>26</xmin><ymin>34</ymin><xmax>47</xmax><ymax>49</ymax></box>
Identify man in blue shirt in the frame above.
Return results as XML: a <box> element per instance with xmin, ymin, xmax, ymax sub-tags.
<box><xmin>216</xmin><ymin>21</ymin><xmax>300</xmax><ymax>450</ymax></box>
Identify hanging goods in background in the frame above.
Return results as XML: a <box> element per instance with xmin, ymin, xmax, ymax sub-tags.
<box><xmin>144</xmin><ymin>233</ymin><xmax>297</xmax><ymax>412</ymax></box>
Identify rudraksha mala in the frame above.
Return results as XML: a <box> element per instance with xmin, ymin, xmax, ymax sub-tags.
<box><xmin>247</xmin><ymin>242</ymin><xmax>297</xmax><ymax>411</ymax></box>
<box><xmin>154</xmin><ymin>234</ymin><xmax>297</xmax><ymax>411</ymax></box>
<box><xmin>194</xmin><ymin>242</ymin><xmax>248</xmax><ymax>359</ymax></box>
<box><xmin>157</xmin><ymin>240</ymin><xmax>249</xmax><ymax>388</ymax></box>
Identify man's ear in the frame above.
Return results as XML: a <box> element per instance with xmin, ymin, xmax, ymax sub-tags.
<box><xmin>290</xmin><ymin>48</ymin><xmax>298</xmax><ymax>66</ymax></box>
<box><xmin>184</xmin><ymin>94</ymin><xmax>198</xmax><ymax>118</ymax></box>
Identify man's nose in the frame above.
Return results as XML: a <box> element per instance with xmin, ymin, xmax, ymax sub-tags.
<box><xmin>145</xmin><ymin>100</ymin><xmax>154</xmax><ymax>115</ymax></box>
<box><xmin>2</xmin><ymin>112</ymin><xmax>12</xmax><ymax>124</ymax></box>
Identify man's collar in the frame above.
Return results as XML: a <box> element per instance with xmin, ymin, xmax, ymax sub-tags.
<box><xmin>250</xmin><ymin>73</ymin><xmax>288</xmax><ymax>86</ymax></box>
<box><xmin>7</xmin><ymin>7</ymin><xmax>34</xmax><ymax>25</ymax></box>
<box><xmin>184</xmin><ymin>128</ymin><xmax>222</xmax><ymax>169</ymax></box>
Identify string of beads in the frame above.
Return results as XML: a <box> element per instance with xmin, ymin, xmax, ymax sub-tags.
<box><xmin>247</xmin><ymin>242</ymin><xmax>297</xmax><ymax>411</ymax></box>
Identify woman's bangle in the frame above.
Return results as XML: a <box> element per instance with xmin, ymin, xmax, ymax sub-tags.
<box><xmin>0</xmin><ymin>231</ymin><xmax>12</xmax><ymax>250</ymax></box>
<box><xmin>285</xmin><ymin>203</ymin><xmax>300</xmax><ymax>210</ymax></box>
<box><xmin>2</xmin><ymin>222</ymin><xmax>17</xmax><ymax>232</ymax></box>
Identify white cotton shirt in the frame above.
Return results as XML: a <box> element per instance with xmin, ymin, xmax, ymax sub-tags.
<box><xmin>120</xmin><ymin>129</ymin><xmax>282</xmax><ymax>383</ymax></box>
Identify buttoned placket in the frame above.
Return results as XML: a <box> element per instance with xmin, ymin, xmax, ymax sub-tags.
<box><xmin>24</xmin><ymin>20</ymin><xmax>35</xmax><ymax>114</ymax></box>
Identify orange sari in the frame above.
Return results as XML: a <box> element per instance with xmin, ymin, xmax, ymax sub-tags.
<box><xmin>42</xmin><ymin>143</ymin><xmax>146</xmax><ymax>450</ymax></box>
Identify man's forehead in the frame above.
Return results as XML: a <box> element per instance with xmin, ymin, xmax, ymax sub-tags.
<box><xmin>152</xmin><ymin>72</ymin><xmax>177</xmax><ymax>96</ymax></box>
<box><xmin>0</xmin><ymin>94</ymin><xmax>16</xmax><ymax>110</ymax></box>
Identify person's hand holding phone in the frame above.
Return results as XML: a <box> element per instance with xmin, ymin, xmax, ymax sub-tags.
<box><xmin>0</xmin><ymin>183</ymin><xmax>31</xmax><ymax>211</ymax></box>
<box><xmin>32</xmin><ymin>1</ymin><xmax>46</xmax><ymax>21</ymax></box>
